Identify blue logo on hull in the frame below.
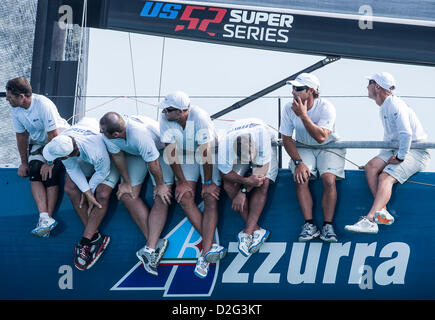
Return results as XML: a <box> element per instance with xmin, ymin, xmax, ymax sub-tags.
<box><xmin>111</xmin><ymin>216</ymin><xmax>220</xmax><ymax>297</ymax></box>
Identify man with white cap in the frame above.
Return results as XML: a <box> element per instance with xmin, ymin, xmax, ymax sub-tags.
<box><xmin>345</xmin><ymin>72</ymin><xmax>430</xmax><ymax>234</ymax></box>
<box><xmin>43</xmin><ymin>117</ymin><xmax>118</xmax><ymax>270</ymax></box>
<box><xmin>159</xmin><ymin>91</ymin><xmax>226</xmax><ymax>279</ymax></box>
<box><xmin>280</xmin><ymin>72</ymin><xmax>346</xmax><ymax>242</ymax></box>
<box><xmin>5</xmin><ymin>77</ymin><xmax>69</xmax><ymax>237</ymax></box>
<box><xmin>218</xmin><ymin>117</ymin><xmax>278</xmax><ymax>257</ymax></box>
<box><xmin>99</xmin><ymin>112</ymin><xmax>172</xmax><ymax>276</ymax></box>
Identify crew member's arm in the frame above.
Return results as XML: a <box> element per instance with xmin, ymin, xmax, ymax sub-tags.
<box><xmin>292</xmin><ymin>97</ymin><xmax>331</xmax><ymax>144</ymax></box>
<box><xmin>198</xmin><ymin>141</ymin><xmax>220</xmax><ymax>200</ymax></box>
<box><xmin>282</xmin><ymin>134</ymin><xmax>310</xmax><ymax>184</ymax></box>
<box><xmin>147</xmin><ymin>159</ymin><xmax>172</xmax><ymax>205</ymax></box>
<box><xmin>110</xmin><ymin>151</ymin><xmax>135</xmax><ymax>200</ymax></box>
<box><xmin>16</xmin><ymin>131</ymin><xmax>29</xmax><ymax>177</ymax></box>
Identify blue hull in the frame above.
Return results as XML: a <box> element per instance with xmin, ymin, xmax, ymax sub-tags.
<box><xmin>1</xmin><ymin>168</ymin><xmax>434</xmax><ymax>300</ymax></box>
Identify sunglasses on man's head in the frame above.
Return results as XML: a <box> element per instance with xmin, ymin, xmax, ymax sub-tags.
<box><xmin>164</xmin><ymin>107</ymin><xmax>178</xmax><ymax>113</ymax></box>
<box><xmin>293</xmin><ymin>86</ymin><xmax>310</xmax><ymax>92</ymax></box>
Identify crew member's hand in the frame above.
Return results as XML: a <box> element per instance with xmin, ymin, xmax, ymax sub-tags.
<box><xmin>294</xmin><ymin>162</ymin><xmax>311</xmax><ymax>184</ymax></box>
<box><xmin>17</xmin><ymin>163</ymin><xmax>29</xmax><ymax>177</ymax></box>
<box><xmin>244</xmin><ymin>174</ymin><xmax>266</xmax><ymax>188</ymax></box>
<box><xmin>232</xmin><ymin>191</ymin><xmax>247</xmax><ymax>214</ymax></box>
<box><xmin>201</xmin><ymin>183</ymin><xmax>220</xmax><ymax>201</ymax></box>
<box><xmin>291</xmin><ymin>96</ymin><xmax>308</xmax><ymax>118</ymax></box>
<box><xmin>175</xmin><ymin>180</ymin><xmax>194</xmax><ymax>203</ymax></box>
<box><xmin>40</xmin><ymin>163</ymin><xmax>54</xmax><ymax>181</ymax></box>
<box><xmin>80</xmin><ymin>191</ymin><xmax>102</xmax><ymax>215</ymax></box>
<box><xmin>154</xmin><ymin>183</ymin><xmax>172</xmax><ymax>205</ymax></box>
<box><xmin>387</xmin><ymin>155</ymin><xmax>402</xmax><ymax>165</ymax></box>
<box><xmin>116</xmin><ymin>182</ymin><xmax>135</xmax><ymax>200</ymax></box>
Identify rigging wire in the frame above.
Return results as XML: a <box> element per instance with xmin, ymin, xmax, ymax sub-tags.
<box><xmin>157</xmin><ymin>37</ymin><xmax>166</xmax><ymax>120</ymax></box>
<box><xmin>128</xmin><ymin>33</ymin><xmax>139</xmax><ymax>115</ymax></box>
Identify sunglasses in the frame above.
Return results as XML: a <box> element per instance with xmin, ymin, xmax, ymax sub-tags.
<box><xmin>164</xmin><ymin>107</ymin><xmax>178</xmax><ymax>113</ymax></box>
<box><xmin>369</xmin><ymin>80</ymin><xmax>376</xmax><ymax>85</ymax></box>
<box><xmin>293</xmin><ymin>86</ymin><xmax>310</xmax><ymax>92</ymax></box>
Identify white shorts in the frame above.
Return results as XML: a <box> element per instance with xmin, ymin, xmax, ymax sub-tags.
<box><xmin>289</xmin><ymin>147</ymin><xmax>346</xmax><ymax>179</ymax></box>
<box><xmin>164</xmin><ymin>152</ymin><xmax>222</xmax><ymax>186</ymax></box>
<box><xmin>112</xmin><ymin>152</ymin><xmax>174</xmax><ymax>187</ymax></box>
<box><xmin>77</xmin><ymin>159</ymin><xmax>119</xmax><ymax>189</ymax></box>
<box><xmin>376</xmin><ymin>149</ymin><xmax>430</xmax><ymax>184</ymax></box>
<box><xmin>232</xmin><ymin>145</ymin><xmax>279</xmax><ymax>182</ymax></box>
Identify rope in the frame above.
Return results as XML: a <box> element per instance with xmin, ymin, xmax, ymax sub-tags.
<box><xmin>157</xmin><ymin>37</ymin><xmax>166</xmax><ymax>120</ymax></box>
<box><xmin>128</xmin><ymin>33</ymin><xmax>139</xmax><ymax>115</ymax></box>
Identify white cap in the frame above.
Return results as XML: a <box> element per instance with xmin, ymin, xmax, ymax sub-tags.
<box><xmin>43</xmin><ymin>135</ymin><xmax>74</xmax><ymax>162</ymax></box>
<box><xmin>287</xmin><ymin>73</ymin><xmax>320</xmax><ymax>92</ymax></box>
<box><xmin>366</xmin><ymin>72</ymin><xmax>396</xmax><ymax>91</ymax></box>
<box><xmin>159</xmin><ymin>91</ymin><xmax>190</xmax><ymax>110</ymax></box>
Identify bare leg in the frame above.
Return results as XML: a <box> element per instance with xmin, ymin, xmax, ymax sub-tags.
<box><xmin>244</xmin><ymin>179</ymin><xmax>270</xmax><ymax>234</ymax></box>
<box><xmin>146</xmin><ymin>191</ymin><xmax>170</xmax><ymax>249</ymax></box>
<box><xmin>177</xmin><ymin>181</ymin><xmax>203</xmax><ymax>235</ymax></box>
<box><xmin>201</xmin><ymin>193</ymin><xmax>219</xmax><ymax>254</ymax></box>
<box><xmin>82</xmin><ymin>184</ymin><xmax>113</xmax><ymax>240</ymax></box>
<box><xmin>295</xmin><ymin>181</ymin><xmax>313</xmax><ymax>221</ymax></box>
<box><xmin>121</xmin><ymin>184</ymin><xmax>150</xmax><ymax>240</ymax></box>
<box><xmin>366</xmin><ymin>173</ymin><xmax>397</xmax><ymax>221</ymax></box>
<box><xmin>222</xmin><ymin>180</ymin><xmax>249</xmax><ymax>223</ymax></box>
<box><xmin>365</xmin><ymin>157</ymin><xmax>388</xmax><ymax>199</ymax></box>
<box><xmin>320</xmin><ymin>173</ymin><xmax>337</xmax><ymax>223</ymax></box>
<box><xmin>30</xmin><ymin>181</ymin><xmax>48</xmax><ymax>214</ymax></box>
<box><xmin>46</xmin><ymin>185</ymin><xmax>59</xmax><ymax>217</ymax></box>
<box><xmin>64</xmin><ymin>174</ymin><xmax>88</xmax><ymax>226</ymax></box>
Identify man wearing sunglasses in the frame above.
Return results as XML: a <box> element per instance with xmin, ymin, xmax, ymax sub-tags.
<box><xmin>5</xmin><ymin>77</ymin><xmax>69</xmax><ymax>238</ymax></box>
<box><xmin>279</xmin><ymin>73</ymin><xmax>346</xmax><ymax>243</ymax></box>
<box><xmin>159</xmin><ymin>91</ymin><xmax>226</xmax><ymax>279</ymax></box>
<box><xmin>345</xmin><ymin>72</ymin><xmax>430</xmax><ymax>234</ymax></box>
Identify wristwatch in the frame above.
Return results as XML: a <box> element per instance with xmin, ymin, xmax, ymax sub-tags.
<box><xmin>293</xmin><ymin>159</ymin><xmax>303</xmax><ymax>166</ymax></box>
<box><xmin>240</xmin><ymin>186</ymin><xmax>248</xmax><ymax>194</ymax></box>
<box><xmin>396</xmin><ymin>156</ymin><xmax>404</xmax><ymax>162</ymax></box>
<box><xmin>204</xmin><ymin>179</ymin><xmax>213</xmax><ymax>185</ymax></box>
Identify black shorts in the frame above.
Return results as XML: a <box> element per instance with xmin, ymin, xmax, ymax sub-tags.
<box><xmin>29</xmin><ymin>159</ymin><xmax>65</xmax><ymax>188</ymax></box>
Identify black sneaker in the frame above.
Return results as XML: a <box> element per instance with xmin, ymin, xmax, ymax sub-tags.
<box><xmin>74</xmin><ymin>244</ymin><xmax>92</xmax><ymax>271</ymax></box>
<box><xmin>74</xmin><ymin>234</ymin><xmax>111</xmax><ymax>270</ymax></box>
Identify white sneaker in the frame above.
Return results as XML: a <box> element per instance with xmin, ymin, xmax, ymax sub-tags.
<box><xmin>31</xmin><ymin>216</ymin><xmax>58</xmax><ymax>237</ymax></box>
<box><xmin>204</xmin><ymin>243</ymin><xmax>227</xmax><ymax>263</ymax></box>
<box><xmin>237</xmin><ymin>231</ymin><xmax>252</xmax><ymax>257</ymax></box>
<box><xmin>375</xmin><ymin>208</ymin><xmax>395</xmax><ymax>225</ymax></box>
<box><xmin>194</xmin><ymin>256</ymin><xmax>209</xmax><ymax>278</ymax></box>
<box><xmin>249</xmin><ymin>228</ymin><xmax>270</xmax><ymax>254</ymax></box>
<box><xmin>345</xmin><ymin>217</ymin><xmax>378</xmax><ymax>234</ymax></box>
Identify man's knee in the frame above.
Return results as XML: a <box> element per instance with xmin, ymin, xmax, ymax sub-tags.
<box><xmin>178</xmin><ymin>189</ymin><xmax>195</xmax><ymax>207</ymax></box>
<box><xmin>203</xmin><ymin>193</ymin><xmax>218</xmax><ymax>210</ymax></box>
<box><xmin>95</xmin><ymin>184</ymin><xmax>113</xmax><ymax>203</ymax></box>
<box><xmin>365</xmin><ymin>158</ymin><xmax>385</xmax><ymax>176</ymax></box>
<box><xmin>321</xmin><ymin>174</ymin><xmax>336</xmax><ymax>190</ymax></box>
<box><xmin>379</xmin><ymin>172</ymin><xmax>397</xmax><ymax>186</ymax></box>
<box><xmin>28</xmin><ymin>160</ymin><xmax>43</xmax><ymax>182</ymax></box>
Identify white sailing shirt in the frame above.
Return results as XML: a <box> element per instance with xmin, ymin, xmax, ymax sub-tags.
<box><xmin>102</xmin><ymin>115</ymin><xmax>163</xmax><ymax>162</ymax></box>
<box><xmin>380</xmin><ymin>95</ymin><xmax>427</xmax><ymax>159</ymax></box>
<box><xmin>218</xmin><ymin>118</ymin><xmax>274</xmax><ymax>174</ymax></box>
<box><xmin>11</xmin><ymin>94</ymin><xmax>70</xmax><ymax>145</ymax></box>
<box><xmin>159</xmin><ymin>105</ymin><xmax>216</xmax><ymax>155</ymax></box>
<box><xmin>279</xmin><ymin>97</ymin><xmax>340</xmax><ymax>145</ymax></box>
<box><xmin>61</xmin><ymin>118</ymin><xmax>111</xmax><ymax>193</ymax></box>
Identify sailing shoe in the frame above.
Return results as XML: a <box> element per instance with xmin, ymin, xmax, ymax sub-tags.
<box><xmin>249</xmin><ymin>228</ymin><xmax>270</xmax><ymax>254</ymax></box>
<box><xmin>237</xmin><ymin>231</ymin><xmax>252</xmax><ymax>257</ymax></box>
<box><xmin>73</xmin><ymin>235</ymin><xmax>111</xmax><ymax>270</ymax></box>
<box><xmin>375</xmin><ymin>208</ymin><xmax>395</xmax><ymax>225</ymax></box>
<box><xmin>74</xmin><ymin>244</ymin><xmax>92</xmax><ymax>271</ymax></box>
<box><xmin>320</xmin><ymin>224</ymin><xmax>338</xmax><ymax>243</ymax></box>
<box><xmin>345</xmin><ymin>217</ymin><xmax>378</xmax><ymax>234</ymax></box>
<box><xmin>136</xmin><ymin>247</ymin><xmax>158</xmax><ymax>276</ymax></box>
<box><xmin>204</xmin><ymin>243</ymin><xmax>227</xmax><ymax>263</ymax></box>
<box><xmin>31</xmin><ymin>216</ymin><xmax>58</xmax><ymax>237</ymax></box>
<box><xmin>298</xmin><ymin>223</ymin><xmax>320</xmax><ymax>242</ymax></box>
<box><xmin>194</xmin><ymin>256</ymin><xmax>210</xmax><ymax>279</ymax></box>
<box><xmin>155</xmin><ymin>238</ymin><xmax>169</xmax><ymax>264</ymax></box>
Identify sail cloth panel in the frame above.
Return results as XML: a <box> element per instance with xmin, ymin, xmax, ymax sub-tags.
<box><xmin>101</xmin><ymin>0</ymin><xmax>435</xmax><ymax>66</ymax></box>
